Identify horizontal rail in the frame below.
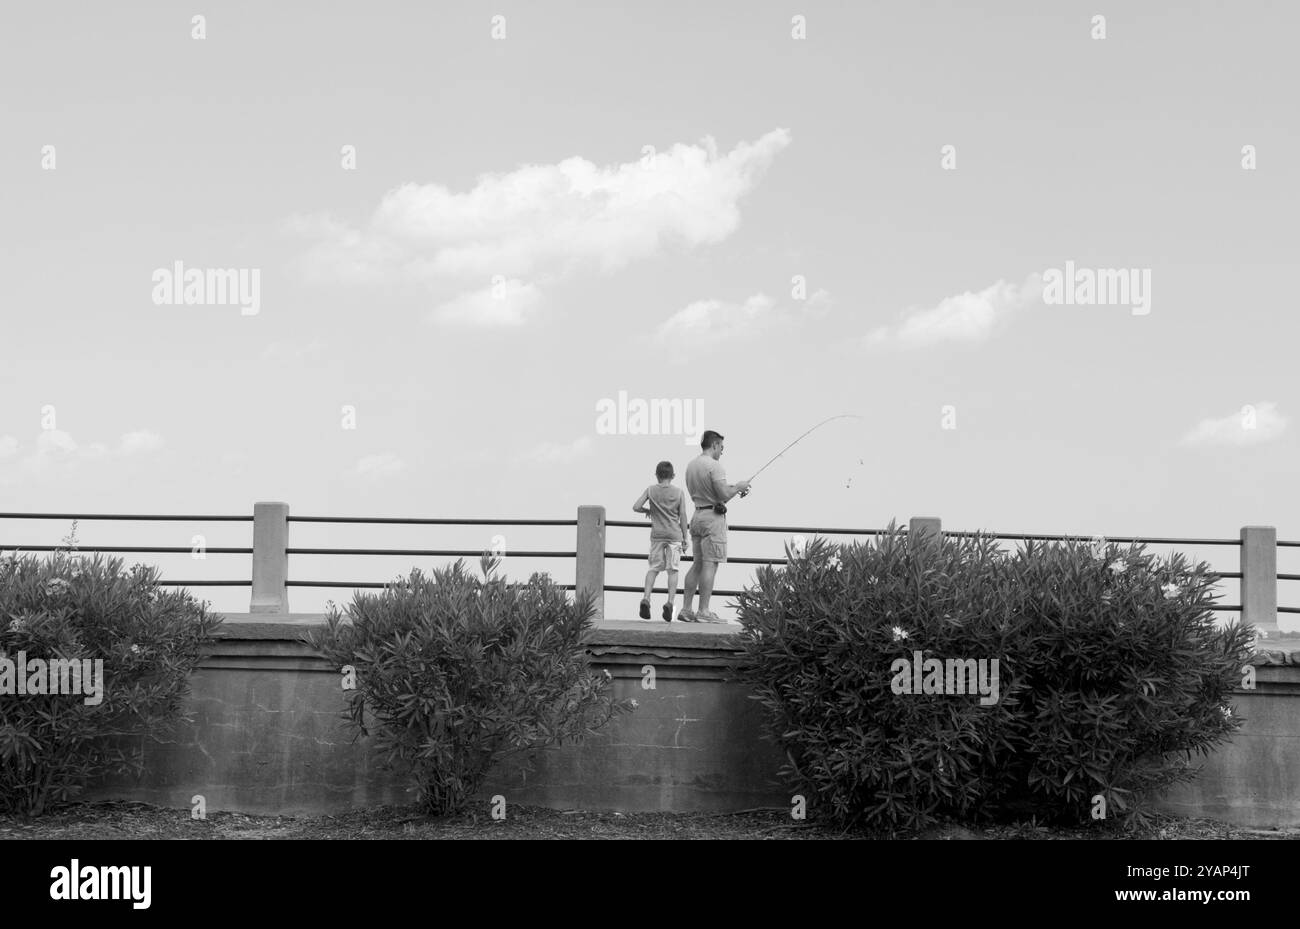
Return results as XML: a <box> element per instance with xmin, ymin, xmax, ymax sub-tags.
<box><xmin>607</xmin><ymin>520</ymin><xmax>893</xmax><ymax>535</ymax></box>
<box><xmin>0</xmin><ymin>512</ymin><xmax>251</xmax><ymax>522</ymax></box>
<box><xmin>156</xmin><ymin>580</ymin><xmax>251</xmax><ymax>587</ymax></box>
<box><xmin>605</xmin><ymin>552</ymin><xmax>788</xmax><ymax>566</ymax></box>
<box><xmin>0</xmin><ymin>545</ymin><xmax>252</xmax><ymax>555</ymax></box>
<box><xmin>287</xmin><ymin>516</ymin><xmax>576</xmax><ymax>526</ymax></box>
<box><xmin>1279</xmin><ymin>574</ymin><xmax>1300</xmax><ymax>582</ymax></box>
<box><xmin>604</xmin><ymin>584</ymin><xmax>745</xmax><ymax>597</ymax></box>
<box><xmin>1279</xmin><ymin>540</ymin><xmax>1300</xmax><ymax>548</ymax></box>
<box><xmin>285</xmin><ymin>580</ymin><xmax>577</xmax><ymax>591</ymax></box>
<box><xmin>286</xmin><ymin>548</ymin><xmax>574</xmax><ymax>558</ymax></box>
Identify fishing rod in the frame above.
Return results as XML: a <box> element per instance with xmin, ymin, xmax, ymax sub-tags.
<box><xmin>738</xmin><ymin>414</ymin><xmax>863</xmax><ymax>496</ymax></box>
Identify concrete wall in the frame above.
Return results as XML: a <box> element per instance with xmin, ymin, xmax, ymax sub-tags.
<box><xmin>90</xmin><ymin>618</ymin><xmax>1300</xmax><ymax>826</ymax></box>
<box><xmin>89</xmin><ymin>618</ymin><xmax>788</xmax><ymax>816</ymax></box>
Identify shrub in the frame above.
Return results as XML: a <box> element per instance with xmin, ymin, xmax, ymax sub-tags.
<box><xmin>734</xmin><ymin>526</ymin><xmax>1252</xmax><ymax>834</ymax></box>
<box><xmin>0</xmin><ymin>547</ymin><xmax>221</xmax><ymax>816</ymax></box>
<box><xmin>991</xmin><ymin>539</ymin><xmax>1252</xmax><ymax>827</ymax></box>
<box><xmin>306</xmin><ymin>556</ymin><xmax>631</xmax><ymax>815</ymax></box>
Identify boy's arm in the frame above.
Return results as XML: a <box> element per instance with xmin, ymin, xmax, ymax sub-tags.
<box><xmin>632</xmin><ymin>488</ymin><xmax>650</xmax><ymax>515</ymax></box>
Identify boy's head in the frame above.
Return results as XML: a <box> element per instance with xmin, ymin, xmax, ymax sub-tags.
<box><xmin>655</xmin><ymin>461</ymin><xmax>675</xmax><ymax>482</ymax></box>
<box><xmin>701</xmin><ymin>430</ymin><xmax>725</xmax><ymax>459</ymax></box>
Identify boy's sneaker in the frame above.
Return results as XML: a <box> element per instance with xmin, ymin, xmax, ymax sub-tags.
<box><xmin>639</xmin><ymin>598</ymin><xmax>651</xmax><ymax>620</ymax></box>
<box><xmin>677</xmin><ymin>608</ymin><xmax>698</xmax><ymax>623</ymax></box>
<box><xmin>662</xmin><ymin>604</ymin><xmax>673</xmax><ymax>622</ymax></box>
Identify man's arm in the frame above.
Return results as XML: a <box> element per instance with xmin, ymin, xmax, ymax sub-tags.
<box><xmin>712</xmin><ymin>472</ymin><xmax>751</xmax><ymax>502</ymax></box>
<box><xmin>678</xmin><ymin>494</ymin><xmax>689</xmax><ymax>547</ymax></box>
<box><xmin>632</xmin><ymin>488</ymin><xmax>651</xmax><ymax>515</ymax></box>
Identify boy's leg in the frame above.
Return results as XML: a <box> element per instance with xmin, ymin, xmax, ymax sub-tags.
<box><xmin>643</xmin><ymin>569</ymin><xmax>656</xmax><ymax>602</ymax></box>
<box><xmin>665</xmin><ymin>569</ymin><xmax>678</xmax><ymax>607</ymax></box>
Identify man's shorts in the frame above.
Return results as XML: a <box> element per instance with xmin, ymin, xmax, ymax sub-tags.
<box><xmin>648</xmin><ymin>540</ymin><xmax>682</xmax><ymax>572</ymax></box>
<box><xmin>689</xmin><ymin>510</ymin><xmax>728</xmax><ymax>564</ymax></box>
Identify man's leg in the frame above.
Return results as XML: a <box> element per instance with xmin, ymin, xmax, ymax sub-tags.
<box><xmin>681</xmin><ymin>540</ymin><xmax>700</xmax><ymax>613</ymax></box>
<box><xmin>696</xmin><ymin>561</ymin><xmax>719</xmax><ymax>614</ymax></box>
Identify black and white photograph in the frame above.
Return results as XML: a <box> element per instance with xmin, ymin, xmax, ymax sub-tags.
<box><xmin>0</xmin><ymin>1</ymin><xmax>1295</xmax><ymax>913</ymax></box>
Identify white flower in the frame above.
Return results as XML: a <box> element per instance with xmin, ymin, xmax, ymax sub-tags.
<box><xmin>603</xmin><ymin>669</ymin><xmax>612</xmax><ymax>681</ymax></box>
<box><xmin>130</xmin><ymin>644</ymin><xmax>141</xmax><ymax>655</ymax></box>
<box><xmin>1220</xmin><ymin>705</ymin><xmax>1233</xmax><ymax>719</ymax></box>
<box><xmin>630</xmin><ymin>699</ymin><xmax>639</xmax><ymax>709</ymax></box>
<box><xmin>827</xmin><ymin>555</ymin><xmax>842</xmax><ymax>572</ymax></box>
<box><xmin>1161</xmin><ymin>583</ymin><xmax>1181</xmax><ymax>599</ymax></box>
<box><xmin>891</xmin><ymin>626</ymin><xmax>910</xmax><ymax>641</ymax></box>
<box><xmin>1108</xmin><ymin>562</ymin><xmax>1128</xmax><ymax>576</ymax></box>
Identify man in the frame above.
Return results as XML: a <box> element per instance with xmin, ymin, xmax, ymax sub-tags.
<box><xmin>678</xmin><ymin>430</ymin><xmax>751</xmax><ymax>623</ymax></box>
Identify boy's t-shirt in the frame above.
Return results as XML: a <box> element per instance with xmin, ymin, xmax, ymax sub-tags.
<box><xmin>646</xmin><ymin>484</ymin><xmax>685</xmax><ymax>542</ymax></box>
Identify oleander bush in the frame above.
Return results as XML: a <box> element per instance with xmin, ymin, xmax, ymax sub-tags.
<box><xmin>0</xmin><ymin>545</ymin><xmax>221</xmax><ymax>817</ymax></box>
<box><xmin>307</xmin><ymin>556</ymin><xmax>631</xmax><ymax>815</ymax></box>
<box><xmin>734</xmin><ymin>526</ymin><xmax>1253</xmax><ymax>835</ymax></box>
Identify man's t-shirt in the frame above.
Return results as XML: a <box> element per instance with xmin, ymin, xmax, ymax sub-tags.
<box><xmin>685</xmin><ymin>454</ymin><xmax>728</xmax><ymax>508</ymax></box>
<box><xmin>646</xmin><ymin>484</ymin><xmax>685</xmax><ymax>541</ymax></box>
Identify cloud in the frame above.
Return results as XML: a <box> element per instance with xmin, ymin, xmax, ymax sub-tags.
<box><xmin>0</xmin><ymin>430</ymin><xmax>166</xmax><ymax>480</ymax></box>
<box><xmin>356</xmin><ymin>454</ymin><xmax>406</xmax><ymax>478</ymax></box>
<box><xmin>1181</xmin><ymin>402</ymin><xmax>1286</xmax><ymax>446</ymax></box>
<box><xmin>521</xmin><ymin>436</ymin><xmax>594</xmax><ymax>465</ymax></box>
<box><xmin>655</xmin><ymin>289</ymin><xmax>829</xmax><ymax>357</ymax></box>
<box><xmin>863</xmin><ymin>274</ymin><xmax>1044</xmax><ymax>349</ymax></box>
<box><xmin>431</xmin><ymin>279</ymin><xmax>542</xmax><ymax>328</ymax></box>
<box><xmin>289</xmin><ymin>129</ymin><xmax>792</xmax><ymax>325</ymax></box>
<box><xmin>261</xmin><ymin>339</ymin><xmax>327</xmax><ymax>363</ymax></box>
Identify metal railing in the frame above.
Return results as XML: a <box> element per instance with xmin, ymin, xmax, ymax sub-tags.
<box><xmin>1</xmin><ymin>506</ymin><xmax>1295</xmax><ymax>631</ymax></box>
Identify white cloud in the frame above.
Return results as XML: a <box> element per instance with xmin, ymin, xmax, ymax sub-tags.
<box><xmin>431</xmin><ymin>279</ymin><xmax>542</xmax><ymax>328</ymax></box>
<box><xmin>356</xmin><ymin>454</ymin><xmax>406</xmax><ymax>478</ymax></box>
<box><xmin>655</xmin><ymin>289</ymin><xmax>830</xmax><ymax>357</ymax></box>
<box><xmin>864</xmin><ymin>274</ymin><xmax>1044</xmax><ymax>349</ymax></box>
<box><xmin>0</xmin><ymin>430</ymin><xmax>166</xmax><ymax>479</ymax></box>
<box><xmin>521</xmin><ymin>436</ymin><xmax>594</xmax><ymax>465</ymax></box>
<box><xmin>261</xmin><ymin>339</ymin><xmax>327</xmax><ymax>363</ymax></box>
<box><xmin>1181</xmin><ymin>402</ymin><xmax>1286</xmax><ymax>446</ymax></box>
<box><xmin>289</xmin><ymin>129</ymin><xmax>792</xmax><ymax>326</ymax></box>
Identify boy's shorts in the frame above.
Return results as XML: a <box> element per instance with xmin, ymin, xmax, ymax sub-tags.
<box><xmin>689</xmin><ymin>511</ymin><xmax>728</xmax><ymax>564</ymax></box>
<box><xmin>648</xmin><ymin>540</ymin><xmax>682</xmax><ymax>572</ymax></box>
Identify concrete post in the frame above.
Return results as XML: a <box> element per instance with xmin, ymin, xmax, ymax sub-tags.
<box><xmin>250</xmin><ymin>501</ymin><xmax>290</xmax><ymax>614</ymax></box>
<box><xmin>909</xmin><ymin>516</ymin><xmax>942</xmax><ymax>547</ymax></box>
<box><xmin>576</xmin><ymin>505</ymin><xmax>606</xmax><ymax>623</ymax></box>
<box><xmin>1240</xmin><ymin>526</ymin><xmax>1279</xmax><ymax>639</ymax></box>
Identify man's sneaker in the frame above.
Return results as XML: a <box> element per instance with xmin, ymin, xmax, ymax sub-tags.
<box><xmin>697</xmin><ymin>610</ymin><xmax>728</xmax><ymax>624</ymax></box>
<box><xmin>662</xmin><ymin>604</ymin><xmax>673</xmax><ymax>622</ymax></box>
<box><xmin>677</xmin><ymin>608</ymin><xmax>699</xmax><ymax>623</ymax></box>
<box><xmin>639</xmin><ymin>598</ymin><xmax>651</xmax><ymax>620</ymax></box>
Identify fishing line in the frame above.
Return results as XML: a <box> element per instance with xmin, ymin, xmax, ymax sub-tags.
<box><xmin>740</xmin><ymin>414</ymin><xmax>864</xmax><ymax>494</ymax></box>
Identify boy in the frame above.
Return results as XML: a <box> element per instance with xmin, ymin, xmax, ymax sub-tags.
<box><xmin>632</xmin><ymin>461</ymin><xmax>689</xmax><ymax>622</ymax></box>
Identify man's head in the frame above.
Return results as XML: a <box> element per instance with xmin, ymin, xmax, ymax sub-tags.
<box><xmin>655</xmin><ymin>461</ymin><xmax>674</xmax><ymax>482</ymax></box>
<box><xmin>700</xmin><ymin>430</ymin><xmax>725</xmax><ymax>459</ymax></box>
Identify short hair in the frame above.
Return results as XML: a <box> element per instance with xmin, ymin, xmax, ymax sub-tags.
<box><xmin>700</xmin><ymin>430</ymin><xmax>725</xmax><ymax>450</ymax></box>
<box><xmin>655</xmin><ymin>461</ymin><xmax>674</xmax><ymax>480</ymax></box>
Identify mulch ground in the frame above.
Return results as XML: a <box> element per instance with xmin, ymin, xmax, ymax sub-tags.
<box><xmin>1</xmin><ymin>801</ymin><xmax>1295</xmax><ymax>840</ymax></box>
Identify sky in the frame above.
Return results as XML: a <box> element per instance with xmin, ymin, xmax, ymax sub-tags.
<box><xmin>1</xmin><ymin>1</ymin><xmax>1296</xmax><ymax>625</ymax></box>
